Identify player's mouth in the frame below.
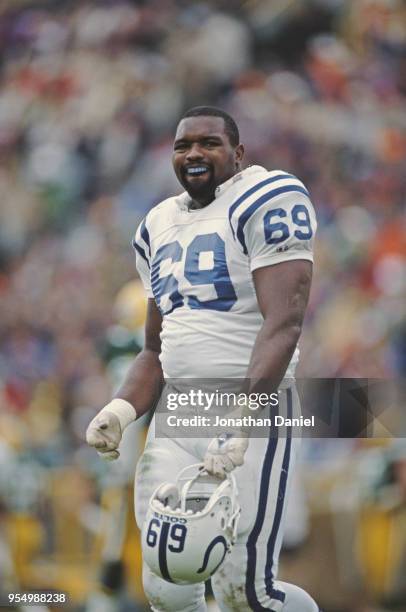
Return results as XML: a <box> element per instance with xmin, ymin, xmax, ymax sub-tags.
<box><xmin>184</xmin><ymin>165</ymin><xmax>211</xmax><ymax>178</ymax></box>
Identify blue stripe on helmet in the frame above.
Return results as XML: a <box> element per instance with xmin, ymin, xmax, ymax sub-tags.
<box><xmin>158</xmin><ymin>521</ymin><xmax>173</xmax><ymax>583</ymax></box>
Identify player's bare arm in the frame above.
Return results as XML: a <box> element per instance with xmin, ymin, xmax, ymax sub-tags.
<box><xmin>114</xmin><ymin>298</ymin><xmax>164</xmax><ymax>413</ymax></box>
<box><xmin>204</xmin><ymin>260</ymin><xmax>312</xmax><ymax>478</ymax></box>
<box><xmin>86</xmin><ymin>298</ymin><xmax>163</xmax><ymax>459</ymax></box>
<box><xmin>247</xmin><ymin>259</ymin><xmax>312</xmax><ymax>392</ymax></box>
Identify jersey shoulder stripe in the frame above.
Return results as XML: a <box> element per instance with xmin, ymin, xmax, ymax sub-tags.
<box><xmin>132</xmin><ymin>236</ymin><xmax>149</xmax><ymax>267</ymax></box>
<box><xmin>132</xmin><ymin>215</ymin><xmax>153</xmax><ymax>268</ymax></box>
<box><xmin>236</xmin><ymin>184</ymin><xmax>310</xmax><ymax>254</ymax></box>
<box><xmin>140</xmin><ymin>217</ymin><xmax>150</xmax><ymax>255</ymax></box>
<box><xmin>229</xmin><ymin>172</ymin><xmax>310</xmax><ymax>254</ymax></box>
<box><xmin>228</xmin><ymin>172</ymin><xmax>296</xmax><ymax>239</ymax></box>
<box><xmin>132</xmin><ymin>196</ymin><xmax>177</xmax><ymax>267</ymax></box>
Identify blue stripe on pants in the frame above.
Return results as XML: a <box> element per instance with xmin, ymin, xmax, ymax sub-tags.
<box><xmin>266</xmin><ymin>388</ymin><xmax>293</xmax><ymax>600</ymax></box>
<box><xmin>245</xmin><ymin>389</ymin><xmax>293</xmax><ymax>610</ymax></box>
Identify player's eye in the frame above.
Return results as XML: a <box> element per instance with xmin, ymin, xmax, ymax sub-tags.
<box><xmin>174</xmin><ymin>142</ymin><xmax>188</xmax><ymax>152</ymax></box>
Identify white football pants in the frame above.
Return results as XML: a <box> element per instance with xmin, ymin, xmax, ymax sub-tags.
<box><xmin>134</xmin><ymin>386</ymin><xmax>319</xmax><ymax>612</ymax></box>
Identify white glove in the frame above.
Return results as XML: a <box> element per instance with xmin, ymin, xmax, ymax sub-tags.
<box><xmin>204</xmin><ymin>435</ymin><xmax>249</xmax><ymax>478</ymax></box>
<box><xmin>86</xmin><ymin>398</ymin><xmax>136</xmax><ymax>461</ymax></box>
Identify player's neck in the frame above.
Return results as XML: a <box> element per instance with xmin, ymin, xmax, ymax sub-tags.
<box><xmin>188</xmin><ymin>197</ymin><xmax>213</xmax><ymax>210</ymax></box>
<box><xmin>186</xmin><ymin>167</ymin><xmax>242</xmax><ymax>209</ymax></box>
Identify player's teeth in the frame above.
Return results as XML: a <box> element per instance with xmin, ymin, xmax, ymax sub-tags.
<box><xmin>187</xmin><ymin>167</ymin><xmax>207</xmax><ymax>175</ymax></box>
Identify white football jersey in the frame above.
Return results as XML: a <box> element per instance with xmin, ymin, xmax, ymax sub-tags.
<box><xmin>133</xmin><ymin>166</ymin><xmax>317</xmax><ymax>379</ymax></box>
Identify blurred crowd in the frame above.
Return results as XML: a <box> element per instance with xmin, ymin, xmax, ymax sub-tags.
<box><xmin>0</xmin><ymin>0</ymin><xmax>405</xmax><ymax>610</ymax></box>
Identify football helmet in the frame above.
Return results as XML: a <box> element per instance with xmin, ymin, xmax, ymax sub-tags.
<box><xmin>142</xmin><ymin>463</ymin><xmax>240</xmax><ymax>584</ymax></box>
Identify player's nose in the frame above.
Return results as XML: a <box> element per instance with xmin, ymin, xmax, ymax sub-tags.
<box><xmin>185</xmin><ymin>142</ymin><xmax>205</xmax><ymax>161</ymax></box>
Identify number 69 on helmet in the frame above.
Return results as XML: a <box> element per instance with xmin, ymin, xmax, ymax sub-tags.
<box><xmin>141</xmin><ymin>464</ymin><xmax>241</xmax><ymax>584</ymax></box>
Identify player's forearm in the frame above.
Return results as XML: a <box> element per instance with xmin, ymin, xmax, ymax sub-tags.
<box><xmin>245</xmin><ymin>321</ymin><xmax>301</xmax><ymax>396</ymax></box>
<box><xmin>114</xmin><ymin>348</ymin><xmax>164</xmax><ymax>418</ymax></box>
<box><xmin>86</xmin><ymin>348</ymin><xmax>163</xmax><ymax>459</ymax></box>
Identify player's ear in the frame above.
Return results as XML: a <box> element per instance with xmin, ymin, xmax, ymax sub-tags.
<box><xmin>235</xmin><ymin>143</ymin><xmax>244</xmax><ymax>168</ymax></box>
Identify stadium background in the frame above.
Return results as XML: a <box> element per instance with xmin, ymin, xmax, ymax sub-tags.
<box><xmin>0</xmin><ymin>1</ymin><xmax>405</xmax><ymax>611</ymax></box>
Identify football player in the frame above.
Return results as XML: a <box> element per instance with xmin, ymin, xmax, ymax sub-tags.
<box><xmin>87</xmin><ymin>107</ymin><xmax>320</xmax><ymax>611</ymax></box>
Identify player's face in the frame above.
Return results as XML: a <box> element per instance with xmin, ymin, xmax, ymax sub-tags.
<box><xmin>173</xmin><ymin>116</ymin><xmax>244</xmax><ymax>206</ymax></box>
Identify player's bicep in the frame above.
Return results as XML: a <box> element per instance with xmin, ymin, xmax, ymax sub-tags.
<box><xmin>253</xmin><ymin>260</ymin><xmax>313</xmax><ymax>329</ymax></box>
<box><xmin>144</xmin><ymin>298</ymin><xmax>162</xmax><ymax>353</ymax></box>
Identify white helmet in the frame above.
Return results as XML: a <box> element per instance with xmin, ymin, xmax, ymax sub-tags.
<box><xmin>142</xmin><ymin>464</ymin><xmax>240</xmax><ymax>584</ymax></box>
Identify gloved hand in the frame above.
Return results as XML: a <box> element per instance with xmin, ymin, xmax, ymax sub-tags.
<box><xmin>86</xmin><ymin>410</ymin><xmax>122</xmax><ymax>460</ymax></box>
<box><xmin>204</xmin><ymin>435</ymin><xmax>249</xmax><ymax>478</ymax></box>
<box><xmin>86</xmin><ymin>398</ymin><xmax>136</xmax><ymax>461</ymax></box>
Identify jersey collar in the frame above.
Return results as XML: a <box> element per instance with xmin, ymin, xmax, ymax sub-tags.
<box><xmin>214</xmin><ymin>165</ymin><xmax>267</xmax><ymax>198</ymax></box>
<box><xmin>175</xmin><ymin>165</ymin><xmax>267</xmax><ymax>211</ymax></box>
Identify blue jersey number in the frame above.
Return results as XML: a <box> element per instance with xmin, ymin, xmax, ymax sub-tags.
<box><xmin>151</xmin><ymin>233</ymin><xmax>237</xmax><ymax>315</ymax></box>
<box><xmin>151</xmin><ymin>241</ymin><xmax>184</xmax><ymax>315</ymax></box>
<box><xmin>185</xmin><ymin>233</ymin><xmax>237</xmax><ymax>311</ymax></box>
<box><xmin>264</xmin><ymin>203</ymin><xmax>313</xmax><ymax>244</ymax></box>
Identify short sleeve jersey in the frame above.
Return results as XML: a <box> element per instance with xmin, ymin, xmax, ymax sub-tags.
<box><xmin>132</xmin><ymin>166</ymin><xmax>317</xmax><ymax>379</ymax></box>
